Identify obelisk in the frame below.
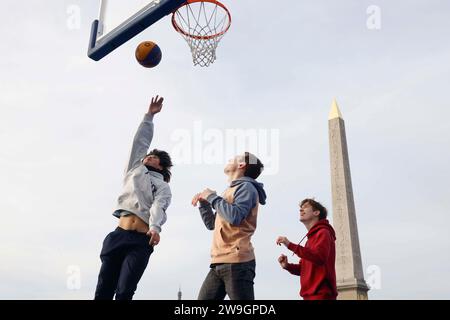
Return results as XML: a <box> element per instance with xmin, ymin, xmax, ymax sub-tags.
<box><xmin>328</xmin><ymin>99</ymin><xmax>369</xmax><ymax>300</ymax></box>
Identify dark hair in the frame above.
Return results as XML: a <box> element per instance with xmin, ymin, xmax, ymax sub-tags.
<box><xmin>300</xmin><ymin>198</ymin><xmax>328</xmax><ymax>220</ymax></box>
<box><xmin>243</xmin><ymin>152</ymin><xmax>264</xmax><ymax>179</ymax></box>
<box><xmin>148</xmin><ymin>149</ymin><xmax>173</xmax><ymax>182</ymax></box>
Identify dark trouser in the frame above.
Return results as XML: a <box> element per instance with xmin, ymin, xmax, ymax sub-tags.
<box><xmin>94</xmin><ymin>227</ymin><xmax>153</xmax><ymax>300</ymax></box>
<box><xmin>198</xmin><ymin>260</ymin><xmax>256</xmax><ymax>300</ymax></box>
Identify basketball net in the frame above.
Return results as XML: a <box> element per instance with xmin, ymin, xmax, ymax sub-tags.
<box><xmin>172</xmin><ymin>0</ymin><xmax>231</xmax><ymax>67</ymax></box>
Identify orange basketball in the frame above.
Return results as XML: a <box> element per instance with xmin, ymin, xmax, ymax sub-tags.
<box><xmin>135</xmin><ymin>41</ymin><xmax>162</xmax><ymax>68</ymax></box>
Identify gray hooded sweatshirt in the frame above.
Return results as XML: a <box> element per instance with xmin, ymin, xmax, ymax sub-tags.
<box><xmin>112</xmin><ymin>113</ymin><xmax>171</xmax><ymax>233</ymax></box>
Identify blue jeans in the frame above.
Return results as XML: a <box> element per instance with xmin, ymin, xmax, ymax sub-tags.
<box><xmin>94</xmin><ymin>227</ymin><xmax>153</xmax><ymax>300</ymax></box>
<box><xmin>198</xmin><ymin>260</ymin><xmax>256</xmax><ymax>300</ymax></box>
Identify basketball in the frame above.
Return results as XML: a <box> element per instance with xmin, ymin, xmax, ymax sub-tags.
<box><xmin>135</xmin><ymin>41</ymin><xmax>162</xmax><ymax>68</ymax></box>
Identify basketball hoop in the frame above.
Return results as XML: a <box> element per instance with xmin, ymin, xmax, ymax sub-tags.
<box><xmin>172</xmin><ymin>0</ymin><xmax>231</xmax><ymax>67</ymax></box>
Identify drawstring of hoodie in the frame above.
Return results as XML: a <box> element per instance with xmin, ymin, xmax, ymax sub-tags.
<box><xmin>292</xmin><ymin>233</ymin><xmax>308</xmax><ymax>256</ymax></box>
<box><xmin>292</xmin><ymin>220</ymin><xmax>336</xmax><ymax>256</ymax></box>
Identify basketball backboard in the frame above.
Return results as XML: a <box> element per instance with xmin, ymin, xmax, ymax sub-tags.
<box><xmin>88</xmin><ymin>0</ymin><xmax>185</xmax><ymax>61</ymax></box>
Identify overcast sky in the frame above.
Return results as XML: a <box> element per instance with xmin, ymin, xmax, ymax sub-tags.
<box><xmin>1</xmin><ymin>0</ymin><xmax>450</xmax><ymax>300</ymax></box>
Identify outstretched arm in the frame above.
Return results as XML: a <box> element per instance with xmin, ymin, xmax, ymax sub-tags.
<box><xmin>278</xmin><ymin>254</ymin><xmax>301</xmax><ymax>276</ymax></box>
<box><xmin>125</xmin><ymin>95</ymin><xmax>164</xmax><ymax>173</ymax></box>
<box><xmin>287</xmin><ymin>230</ymin><xmax>333</xmax><ymax>266</ymax></box>
<box><xmin>192</xmin><ymin>193</ymin><xmax>216</xmax><ymax>230</ymax></box>
<box><xmin>200</xmin><ymin>183</ymin><xmax>257</xmax><ymax>226</ymax></box>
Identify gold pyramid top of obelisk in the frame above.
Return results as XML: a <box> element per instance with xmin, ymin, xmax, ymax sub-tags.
<box><xmin>329</xmin><ymin>98</ymin><xmax>343</xmax><ymax>120</ymax></box>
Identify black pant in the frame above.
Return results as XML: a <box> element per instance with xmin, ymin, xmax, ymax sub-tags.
<box><xmin>198</xmin><ymin>260</ymin><xmax>256</xmax><ymax>300</ymax></box>
<box><xmin>94</xmin><ymin>227</ymin><xmax>153</xmax><ymax>300</ymax></box>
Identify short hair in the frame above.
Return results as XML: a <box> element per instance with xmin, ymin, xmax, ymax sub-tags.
<box><xmin>243</xmin><ymin>152</ymin><xmax>264</xmax><ymax>179</ymax></box>
<box><xmin>300</xmin><ymin>198</ymin><xmax>328</xmax><ymax>220</ymax></box>
<box><xmin>147</xmin><ymin>149</ymin><xmax>173</xmax><ymax>182</ymax></box>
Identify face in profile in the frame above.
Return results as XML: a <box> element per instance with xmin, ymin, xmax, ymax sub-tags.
<box><xmin>224</xmin><ymin>154</ymin><xmax>245</xmax><ymax>175</ymax></box>
<box><xmin>299</xmin><ymin>202</ymin><xmax>319</xmax><ymax>223</ymax></box>
<box><xmin>143</xmin><ymin>154</ymin><xmax>162</xmax><ymax>170</ymax></box>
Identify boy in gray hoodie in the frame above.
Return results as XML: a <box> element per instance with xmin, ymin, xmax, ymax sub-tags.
<box><xmin>192</xmin><ymin>152</ymin><xmax>267</xmax><ymax>300</ymax></box>
<box><xmin>94</xmin><ymin>95</ymin><xmax>172</xmax><ymax>300</ymax></box>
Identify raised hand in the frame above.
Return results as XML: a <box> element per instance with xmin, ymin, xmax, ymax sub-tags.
<box><xmin>191</xmin><ymin>190</ymin><xmax>214</xmax><ymax>207</ymax></box>
<box><xmin>148</xmin><ymin>95</ymin><xmax>164</xmax><ymax>115</ymax></box>
<box><xmin>276</xmin><ymin>236</ymin><xmax>291</xmax><ymax>247</ymax></box>
<box><xmin>192</xmin><ymin>193</ymin><xmax>202</xmax><ymax>207</ymax></box>
<box><xmin>278</xmin><ymin>254</ymin><xmax>289</xmax><ymax>269</ymax></box>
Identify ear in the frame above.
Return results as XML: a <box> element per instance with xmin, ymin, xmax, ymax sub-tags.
<box><xmin>313</xmin><ymin>210</ymin><xmax>321</xmax><ymax>218</ymax></box>
<box><xmin>237</xmin><ymin>161</ymin><xmax>246</xmax><ymax>170</ymax></box>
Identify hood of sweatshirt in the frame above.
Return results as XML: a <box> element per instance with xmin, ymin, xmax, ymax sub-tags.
<box><xmin>307</xmin><ymin>219</ymin><xmax>336</xmax><ymax>240</ymax></box>
<box><xmin>230</xmin><ymin>176</ymin><xmax>267</xmax><ymax>205</ymax></box>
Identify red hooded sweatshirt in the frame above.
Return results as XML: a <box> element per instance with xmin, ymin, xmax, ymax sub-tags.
<box><xmin>286</xmin><ymin>219</ymin><xmax>338</xmax><ymax>300</ymax></box>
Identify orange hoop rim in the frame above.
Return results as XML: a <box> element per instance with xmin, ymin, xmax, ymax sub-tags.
<box><xmin>172</xmin><ymin>0</ymin><xmax>232</xmax><ymax>40</ymax></box>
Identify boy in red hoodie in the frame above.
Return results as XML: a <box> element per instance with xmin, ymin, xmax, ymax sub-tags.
<box><xmin>276</xmin><ymin>198</ymin><xmax>338</xmax><ymax>300</ymax></box>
